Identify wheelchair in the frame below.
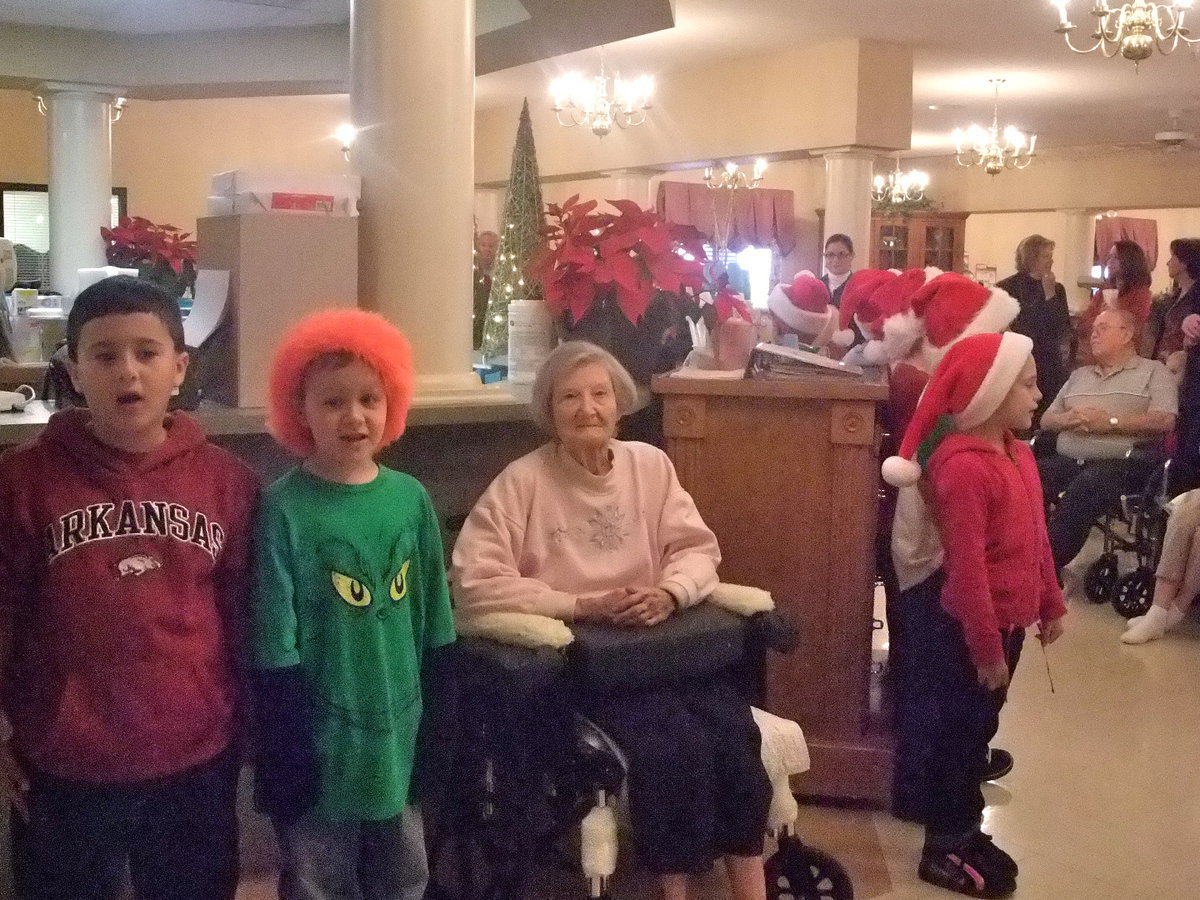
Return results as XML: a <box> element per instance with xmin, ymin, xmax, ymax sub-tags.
<box><xmin>1034</xmin><ymin>432</ymin><xmax>1179</xmax><ymax>618</ymax></box>
<box><xmin>420</xmin><ymin>593</ymin><xmax>853</xmax><ymax>900</ymax></box>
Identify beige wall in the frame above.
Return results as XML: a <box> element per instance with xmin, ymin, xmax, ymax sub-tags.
<box><xmin>0</xmin><ymin>88</ymin><xmax>351</xmax><ymax>236</ymax></box>
<box><xmin>476</xmin><ymin>39</ymin><xmax>913</xmax><ymax>184</ymax></box>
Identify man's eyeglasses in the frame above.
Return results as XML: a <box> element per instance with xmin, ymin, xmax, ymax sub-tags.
<box><xmin>824</xmin><ymin>251</ymin><xmax>852</xmax><ymax>259</ymax></box>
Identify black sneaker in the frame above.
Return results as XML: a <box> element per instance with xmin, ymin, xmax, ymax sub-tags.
<box><xmin>981</xmin><ymin>747</ymin><xmax>1014</xmax><ymax>782</ymax></box>
<box><xmin>969</xmin><ymin>831</ymin><xmax>1018</xmax><ymax>879</ymax></box>
<box><xmin>919</xmin><ymin>843</ymin><xmax>1016</xmax><ymax>898</ymax></box>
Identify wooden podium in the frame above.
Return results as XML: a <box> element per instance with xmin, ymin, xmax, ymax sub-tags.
<box><xmin>653</xmin><ymin>369</ymin><xmax>891</xmax><ymax>803</ymax></box>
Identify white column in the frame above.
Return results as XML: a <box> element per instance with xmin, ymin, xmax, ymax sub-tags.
<box><xmin>41</xmin><ymin>84</ymin><xmax>120</xmax><ymax>301</ymax></box>
<box><xmin>823</xmin><ymin>150</ymin><xmax>875</xmax><ymax>266</ymax></box>
<box><xmin>351</xmin><ymin>0</ymin><xmax>479</xmax><ymax>391</ymax></box>
<box><xmin>1061</xmin><ymin>209</ymin><xmax>1097</xmax><ymax>313</ymax></box>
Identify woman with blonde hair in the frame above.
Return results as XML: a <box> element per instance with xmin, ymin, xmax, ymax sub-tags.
<box><xmin>997</xmin><ymin>234</ymin><xmax>1071</xmax><ymax>421</ymax></box>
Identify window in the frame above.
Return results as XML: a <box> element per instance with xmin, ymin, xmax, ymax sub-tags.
<box><xmin>1</xmin><ymin>184</ymin><xmax>127</xmax><ymax>289</ymax></box>
<box><xmin>1</xmin><ymin>184</ymin><xmax>127</xmax><ymax>252</ymax></box>
<box><xmin>704</xmin><ymin>244</ymin><xmax>777</xmax><ymax>308</ymax></box>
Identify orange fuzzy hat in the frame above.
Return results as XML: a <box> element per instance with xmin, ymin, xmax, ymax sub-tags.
<box><xmin>267</xmin><ymin>308</ymin><xmax>415</xmax><ymax>456</ymax></box>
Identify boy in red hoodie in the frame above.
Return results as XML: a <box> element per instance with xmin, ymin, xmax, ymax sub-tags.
<box><xmin>0</xmin><ymin>276</ymin><xmax>259</xmax><ymax>900</ymax></box>
<box><xmin>882</xmin><ymin>332</ymin><xmax>1067</xmax><ymax>899</ymax></box>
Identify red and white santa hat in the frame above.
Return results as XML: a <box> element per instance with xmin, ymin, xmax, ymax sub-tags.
<box><xmin>831</xmin><ymin>269</ymin><xmax>893</xmax><ymax>348</ymax></box>
<box><xmin>881</xmin><ymin>331</ymin><xmax>1035</xmax><ymax>487</ymax></box>
<box><xmin>909</xmin><ymin>273</ymin><xmax>1020</xmax><ymax>369</ymax></box>
<box><xmin>768</xmin><ymin>271</ymin><xmax>837</xmax><ymax>346</ymax></box>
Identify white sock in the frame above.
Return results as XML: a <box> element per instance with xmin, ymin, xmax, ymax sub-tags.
<box><xmin>1124</xmin><ymin>614</ymin><xmax>1146</xmax><ymax>630</ymax></box>
<box><xmin>1121</xmin><ymin>604</ymin><xmax>1171</xmax><ymax>644</ymax></box>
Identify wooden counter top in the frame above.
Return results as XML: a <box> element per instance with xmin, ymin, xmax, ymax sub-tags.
<box><xmin>652</xmin><ymin>367</ymin><xmax>889</xmax><ymax>402</ymax></box>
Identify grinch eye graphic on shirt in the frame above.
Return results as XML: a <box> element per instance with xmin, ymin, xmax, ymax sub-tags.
<box><xmin>390</xmin><ymin>559</ymin><xmax>411</xmax><ymax>603</ymax></box>
<box><xmin>331</xmin><ymin>570</ymin><xmax>372</xmax><ymax>607</ymax></box>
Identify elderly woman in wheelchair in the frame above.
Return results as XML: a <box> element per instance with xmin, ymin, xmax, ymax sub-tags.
<box><xmin>447</xmin><ymin>341</ymin><xmax>842</xmax><ymax>900</ymax></box>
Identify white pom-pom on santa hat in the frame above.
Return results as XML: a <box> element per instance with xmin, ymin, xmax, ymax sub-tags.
<box><xmin>882</xmin><ymin>331</ymin><xmax>1035</xmax><ymax>487</ymax></box>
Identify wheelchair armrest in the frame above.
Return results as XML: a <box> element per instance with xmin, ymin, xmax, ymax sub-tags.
<box><xmin>746</xmin><ymin>608</ymin><xmax>800</xmax><ymax>655</ymax></box>
<box><xmin>1126</xmin><ymin>438</ymin><xmax>1167</xmax><ymax>465</ymax></box>
<box><xmin>447</xmin><ymin>635</ymin><xmax>568</xmax><ymax>703</ymax></box>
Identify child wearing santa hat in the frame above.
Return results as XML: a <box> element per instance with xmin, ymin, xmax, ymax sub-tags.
<box><xmin>882</xmin><ymin>332</ymin><xmax>1067</xmax><ymax>899</ymax></box>
<box><xmin>767</xmin><ymin>271</ymin><xmax>838</xmax><ymax>349</ymax></box>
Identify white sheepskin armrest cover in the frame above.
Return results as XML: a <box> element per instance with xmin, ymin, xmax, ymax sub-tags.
<box><xmin>455</xmin><ymin>611</ymin><xmax>574</xmax><ymax>650</ymax></box>
<box><xmin>708</xmin><ymin>582</ymin><xmax>774</xmax><ymax>616</ymax></box>
<box><xmin>752</xmin><ymin>706</ymin><xmax>810</xmax><ymax>778</ymax></box>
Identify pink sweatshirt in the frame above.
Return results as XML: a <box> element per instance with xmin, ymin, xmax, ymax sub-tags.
<box><xmin>451</xmin><ymin>441</ymin><xmax>720</xmax><ymax>621</ymax></box>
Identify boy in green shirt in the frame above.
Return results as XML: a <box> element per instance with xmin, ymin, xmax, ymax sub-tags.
<box><xmin>252</xmin><ymin>309</ymin><xmax>455</xmax><ymax>899</ymax></box>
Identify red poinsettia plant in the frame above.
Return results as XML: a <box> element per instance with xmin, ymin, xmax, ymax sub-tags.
<box><xmin>528</xmin><ymin>197</ymin><xmax>708</xmax><ymax>324</ymax></box>
<box><xmin>100</xmin><ymin>216</ymin><xmax>198</xmax><ymax>297</ymax></box>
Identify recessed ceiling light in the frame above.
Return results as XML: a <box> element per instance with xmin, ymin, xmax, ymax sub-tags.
<box><xmin>928</xmin><ymin>105</ymin><xmax>940</xmax><ymax>110</ymax></box>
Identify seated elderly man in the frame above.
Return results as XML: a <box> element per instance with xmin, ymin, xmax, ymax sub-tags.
<box><xmin>452</xmin><ymin>341</ymin><xmax>770</xmax><ymax>900</ymax></box>
<box><xmin>1038</xmin><ymin>307</ymin><xmax>1178</xmax><ymax>573</ymax></box>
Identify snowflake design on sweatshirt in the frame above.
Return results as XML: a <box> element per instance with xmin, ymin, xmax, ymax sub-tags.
<box><xmin>587</xmin><ymin>504</ymin><xmax>629</xmax><ymax>552</ymax></box>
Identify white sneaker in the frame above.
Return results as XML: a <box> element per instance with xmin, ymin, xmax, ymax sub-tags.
<box><xmin>1121</xmin><ymin>606</ymin><xmax>1171</xmax><ymax>644</ymax></box>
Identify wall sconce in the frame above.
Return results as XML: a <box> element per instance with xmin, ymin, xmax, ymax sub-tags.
<box><xmin>110</xmin><ymin>98</ymin><xmax>127</xmax><ymax>124</ymax></box>
<box><xmin>336</xmin><ymin>123</ymin><xmax>358</xmax><ymax>160</ymax></box>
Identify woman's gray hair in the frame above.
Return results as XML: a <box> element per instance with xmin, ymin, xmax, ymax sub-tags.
<box><xmin>1014</xmin><ymin>234</ymin><xmax>1054</xmax><ymax>274</ymax></box>
<box><xmin>530</xmin><ymin>341</ymin><xmax>638</xmax><ymax>436</ymax></box>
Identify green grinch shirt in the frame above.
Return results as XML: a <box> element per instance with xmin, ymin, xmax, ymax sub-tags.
<box><xmin>253</xmin><ymin>466</ymin><xmax>456</xmax><ymax>821</ymax></box>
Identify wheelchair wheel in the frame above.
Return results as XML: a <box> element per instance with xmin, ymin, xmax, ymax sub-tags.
<box><xmin>766</xmin><ymin>835</ymin><xmax>854</xmax><ymax>900</ymax></box>
<box><xmin>1112</xmin><ymin>569</ymin><xmax>1156</xmax><ymax>619</ymax></box>
<box><xmin>1084</xmin><ymin>553</ymin><xmax>1119</xmax><ymax>604</ymax></box>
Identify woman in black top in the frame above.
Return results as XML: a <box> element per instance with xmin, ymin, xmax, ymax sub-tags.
<box><xmin>1167</xmin><ymin>239</ymin><xmax>1200</xmax><ymax>475</ymax></box>
<box><xmin>996</xmin><ymin>234</ymin><xmax>1071</xmax><ymax>422</ymax></box>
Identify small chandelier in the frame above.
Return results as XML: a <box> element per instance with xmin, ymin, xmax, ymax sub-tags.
<box><xmin>1051</xmin><ymin>1</ymin><xmax>1198</xmax><ymax>67</ymax></box>
<box><xmin>872</xmin><ymin>155</ymin><xmax>929</xmax><ymax>204</ymax></box>
<box><xmin>953</xmin><ymin>79</ymin><xmax>1036</xmax><ymax>175</ymax></box>
<box><xmin>550</xmin><ymin>52</ymin><xmax>653</xmax><ymax>138</ymax></box>
<box><xmin>704</xmin><ymin>159</ymin><xmax>767</xmax><ymax>191</ymax></box>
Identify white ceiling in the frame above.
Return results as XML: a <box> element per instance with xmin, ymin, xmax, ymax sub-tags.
<box><xmin>474</xmin><ymin>0</ymin><xmax>1200</xmax><ymax>155</ymax></box>
<box><xmin>2</xmin><ymin>0</ymin><xmax>1199</xmax><ymax>154</ymax></box>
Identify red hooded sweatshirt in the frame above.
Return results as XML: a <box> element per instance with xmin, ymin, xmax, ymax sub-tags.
<box><xmin>0</xmin><ymin>410</ymin><xmax>258</xmax><ymax>782</ymax></box>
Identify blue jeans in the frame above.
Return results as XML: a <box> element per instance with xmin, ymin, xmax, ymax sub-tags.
<box><xmin>10</xmin><ymin>748</ymin><xmax>239</xmax><ymax>900</ymax></box>
<box><xmin>274</xmin><ymin>805</ymin><xmax>428</xmax><ymax>900</ymax></box>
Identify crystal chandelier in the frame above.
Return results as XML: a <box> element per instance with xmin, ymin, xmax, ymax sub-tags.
<box><xmin>550</xmin><ymin>52</ymin><xmax>653</xmax><ymax>139</ymax></box>
<box><xmin>872</xmin><ymin>155</ymin><xmax>929</xmax><ymax>204</ymax></box>
<box><xmin>1051</xmin><ymin>1</ymin><xmax>1198</xmax><ymax>67</ymax></box>
<box><xmin>703</xmin><ymin>159</ymin><xmax>767</xmax><ymax>191</ymax></box>
<box><xmin>953</xmin><ymin>79</ymin><xmax>1036</xmax><ymax>175</ymax></box>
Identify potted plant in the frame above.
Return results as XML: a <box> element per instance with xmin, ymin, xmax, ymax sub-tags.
<box><xmin>100</xmin><ymin>216</ymin><xmax>198</xmax><ymax>299</ymax></box>
<box><xmin>528</xmin><ymin>197</ymin><xmax>707</xmax><ymax>381</ymax></box>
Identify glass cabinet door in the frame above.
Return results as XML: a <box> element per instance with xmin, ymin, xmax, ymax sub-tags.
<box><xmin>878</xmin><ymin>223</ymin><xmax>909</xmax><ymax>270</ymax></box>
<box><xmin>923</xmin><ymin>224</ymin><xmax>956</xmax><ymax>271</ymax></box>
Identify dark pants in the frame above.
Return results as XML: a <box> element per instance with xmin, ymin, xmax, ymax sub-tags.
<box><xmin>587</xmin><ymin>679</ymin><xmax>771</xmax><ymax>874</ymax></box>
<box><xmin>1039</xmin><ymin>455</ymin><xmax>1152</xmax><ymax>570</ymax></box>
<box><xmin>903</xmin><ymin>572</ymin><xmax>1024</xmax><ymax>840</ymax></box>
<box><xmin>889</xmin><ymin>571</ymin><xmax>939</xmax><ymax>819</ymax></box>
<box><xmin>11</xmin><ymin>749</ymin><xmax>240</xmax><ymax>900</ymax></box>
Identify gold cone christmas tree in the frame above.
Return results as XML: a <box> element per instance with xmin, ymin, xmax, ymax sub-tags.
<box><xmin>482</xmin><ymin>99</ymin><xmax>545</xmax><ymax>359</ymax></box>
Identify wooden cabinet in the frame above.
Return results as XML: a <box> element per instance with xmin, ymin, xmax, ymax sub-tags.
<box><xmin>870</xmin><ymin>211</ymin><xmax>969</xmax><ymax>272</ymax></box>
<box><xmin>652</xmin><ymin>370</ymin><xmax>892</xmax><ymax>803</ymax></box>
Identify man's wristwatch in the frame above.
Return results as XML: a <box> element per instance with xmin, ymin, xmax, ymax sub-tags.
<box><xmin>1109</xmin><ymin>416</ymin><xmax>1119</xmax><ymax>432</ymax></box>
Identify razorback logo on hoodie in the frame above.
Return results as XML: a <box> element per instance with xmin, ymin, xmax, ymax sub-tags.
<box><xmin>42</xmin><ymin>500</ymin><xmax>226</xmax><ymax>563</ymax></box>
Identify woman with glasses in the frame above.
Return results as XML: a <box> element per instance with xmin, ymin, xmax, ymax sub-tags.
<box><xmin>821</xmin><ymin>234</ymin><xmax>856</xmax><ymax>306</ymax></box>
<box><xmin>822</xmin><ymin>234</ymin><xmax>860</xmax><ymax>353</ymax></box>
